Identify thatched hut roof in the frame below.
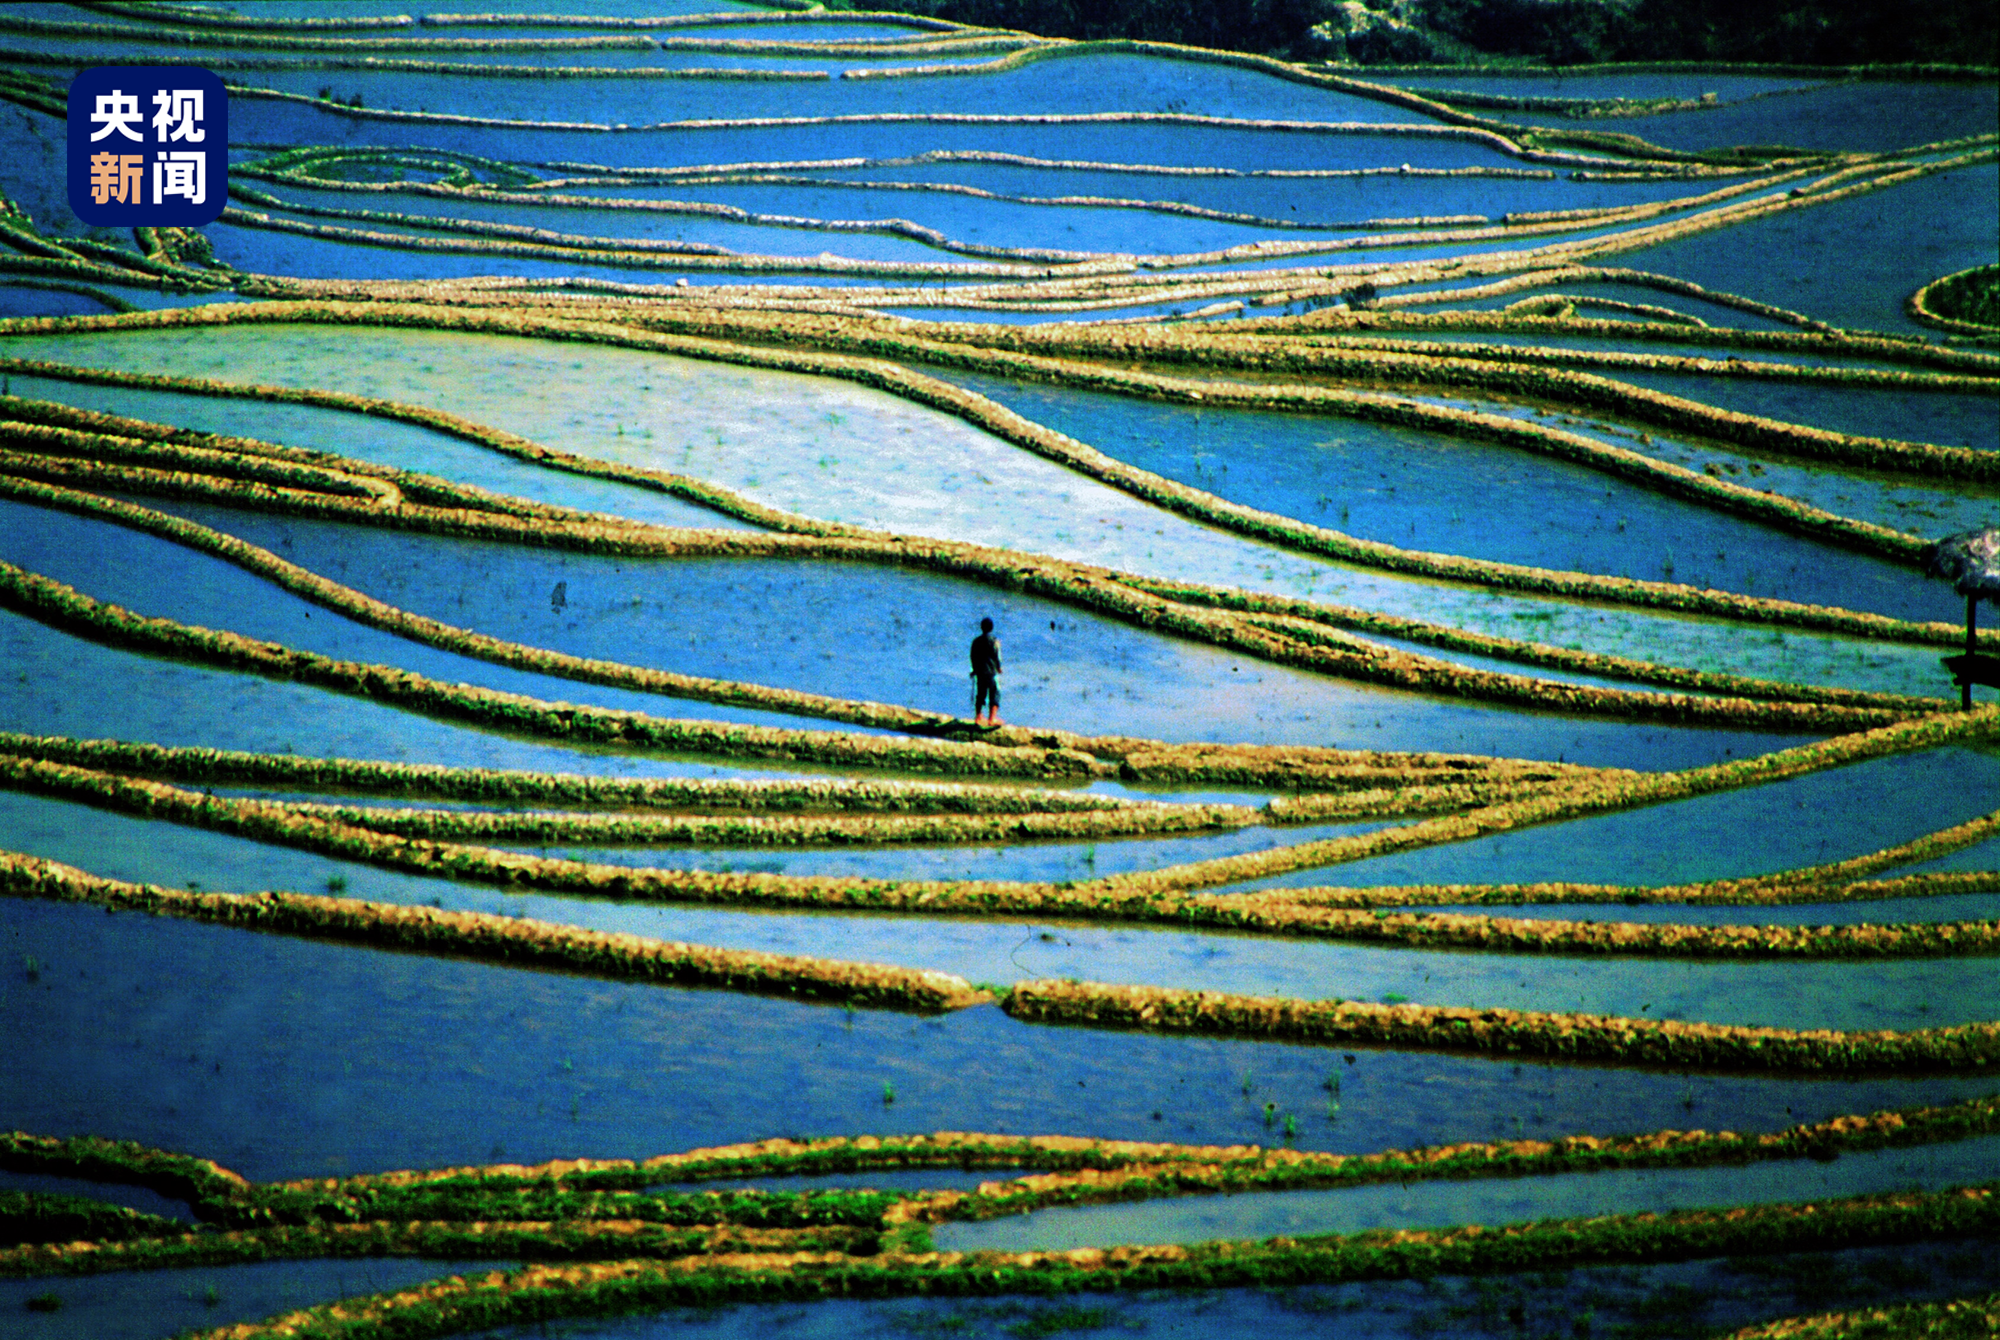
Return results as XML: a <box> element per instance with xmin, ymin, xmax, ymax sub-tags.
<box><xmin>1924</xmin><ymin>526</ymin><xmax>2000</xmax><ymax>603</ymax></box>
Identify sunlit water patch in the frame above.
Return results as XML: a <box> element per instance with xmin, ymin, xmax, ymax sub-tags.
<box><xmin>6</xmin><ymin>899</ymin><xmax>1993</xmax><ymax>1179</ymax></box>
<box><xmin>2</xmin><ymin>324</ymin><xmax>1950</xmax><ymax>711</ymax></box>
<box><xmin>0</xmin><ymin>371</ymin><xmax>746</xmax><ymax>528</ymax></box>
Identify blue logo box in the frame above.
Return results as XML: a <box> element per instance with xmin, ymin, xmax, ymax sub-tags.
<box><xmin>68</xmin><ymin>66</ymin><xmax>227</xmax><ymax>227</ymax></box>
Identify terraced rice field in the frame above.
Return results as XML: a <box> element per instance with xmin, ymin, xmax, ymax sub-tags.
<box><xmin>0</xmin><ymin>5</ymin><xmax>1994</xmax><ymax>1338</ymax></box>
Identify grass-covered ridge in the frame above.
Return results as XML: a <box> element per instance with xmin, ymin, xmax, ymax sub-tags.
<box><xmin>0</xmin><ymin>10</ymin><xmax>1993</xmax><ymax>1336</ymax></box>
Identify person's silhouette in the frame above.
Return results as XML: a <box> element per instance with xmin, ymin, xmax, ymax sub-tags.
<box><xmin>970</xmin><ymin>617</ymin><xmax>1002</xmax><ymax>725</ymax></box>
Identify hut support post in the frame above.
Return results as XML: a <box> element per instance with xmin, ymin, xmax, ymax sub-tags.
<box><xmin>1970</xmin><ymin>596</ymin><xmax>1979</xmax><ymax>710</ymax></box>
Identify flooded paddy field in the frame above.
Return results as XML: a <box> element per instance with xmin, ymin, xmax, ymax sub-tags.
<box><xmin>0</xmin><ymin>1258</ymin><xmax>510</xmax><ymax>1340</ymax></box>
<box><xmin>442</xmin><ymin>1238</ymin><xmax>2000</xmax><ymax>1339</ymax></box>
<box><xmin>933</xmin><ymin>368</ymin><xmax>1975</xmax><ymax>621</ymax></box>
<box><xmin>1616</xmin><ymin>163</ymin><xmax>2000</xmax><ymax>334</ymax></box>
<box><xmin>10</xmin><ymin>898</ymin><xmax>1996</xmax><ymax>1174</ymax></box>
<box><xmin>0</xmin><ymin>7</ymin><xmax>1993</xmax><ymax>1338</ymax></box>
<box><xmin>1229</xmin><ymin>745</ymin><xmax>2000</xmax><ymax>890</ymax></box>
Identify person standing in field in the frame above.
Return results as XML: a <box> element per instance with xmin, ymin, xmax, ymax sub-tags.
<box><xmin>970</xmin><ymin>616</ymin><xmax>1002</xmax><ymax>725</ymax></box>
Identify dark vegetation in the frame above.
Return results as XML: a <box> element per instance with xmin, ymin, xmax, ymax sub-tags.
<box><xmin>1929</xmin><ymin>266</ymin><xmax>2000</xmax><ymax>328</ymax></box>
<box><xmin>0</xmin><ymin>1191</ymin><xmax>180</xmax><ymax>1247</ymax></box>
<box><xmin>860</xmin><ymin>0</ymin><xmax>1999</xmax><ymax>66</ymax></box>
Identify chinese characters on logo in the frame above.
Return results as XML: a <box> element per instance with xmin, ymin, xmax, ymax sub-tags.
<box><xmin>69</xmin><ymin>67</ymin><xmax>226</xmax><ymax>226</ymax></box>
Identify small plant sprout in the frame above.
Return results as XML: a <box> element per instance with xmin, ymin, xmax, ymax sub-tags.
<box><xmin>325</xmin><ymin>875</ymin><xmax>348</xmax><ymax>894</ymax></box>
<box><xmin>1241</xmin><ymin>1071</ymin><xmax>1254</xmax><ymax>1095</ymax></box>
<box><xmin>882</xmin><ymin>1081</ymin><xmax>896</xmax><ymax>1105</ymax></box>
<box><xmin>1284</xmin><ymin>1115</ymin><xmax>1298</xmax><ymax>1139</ymax></box>
<box><xmin>1262</xmin><ymin>1101</ymin><xmax>1276</xmax><ymax>1126</ymax></box>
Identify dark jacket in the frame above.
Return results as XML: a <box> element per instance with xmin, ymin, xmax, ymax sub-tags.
<box><xmin>970</xmin><ymin>632</ymin><xmax>1001</xmax><ymax>679</ymax></box>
